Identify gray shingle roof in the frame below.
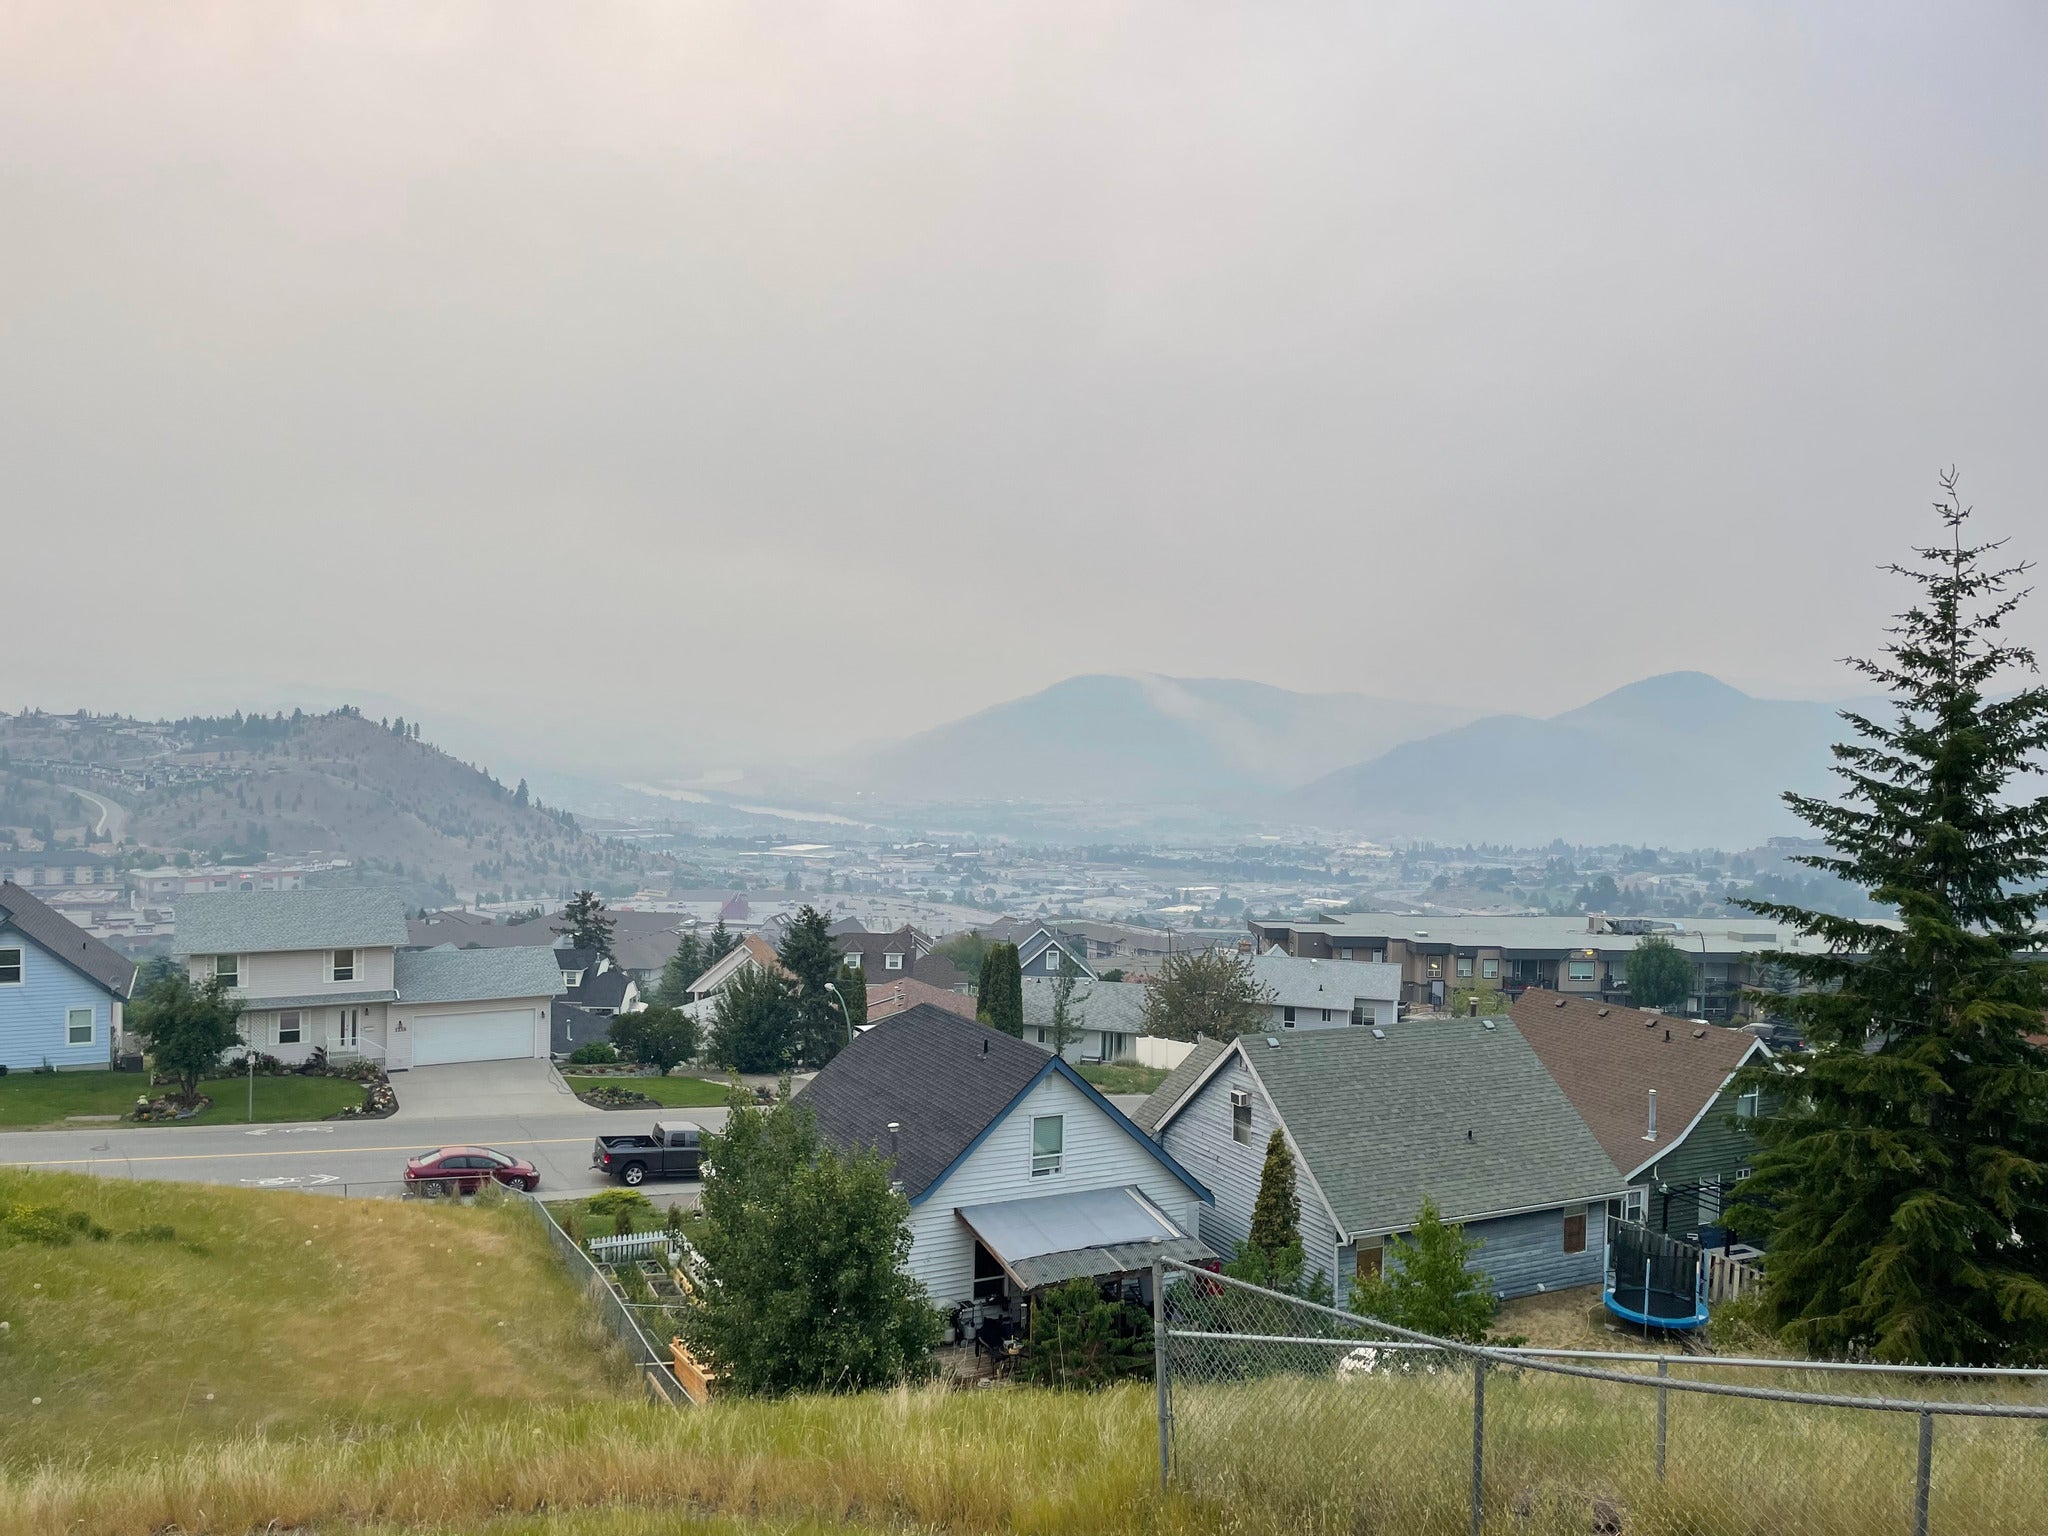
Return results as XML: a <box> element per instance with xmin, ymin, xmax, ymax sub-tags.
<box><xmin>1021</xmin><ymin>976</ymin><xmax>1149</xmax><ymax>1034</ymax></box>
<box><xmin>1250</xmin><ymin>953</ymin><xmax>1402</xmax><ymax>1010</ymax></box>
<box><xmin>396</xmin><ymin>946</ymin><xmax>566</xmax><ymax>1006</ymax></box>
<box><xmin>798</xmin><ymin>1003</ymin><xmax>1054</xmax><ymax>1201</ymax></box>
<box><xmin>175</xmin><ymin>888</ymin><xmax>411</xmax><ymax>955</ymax></box>
<box><xmin>0</xmin><ymin>881</ymin><xmax>137</xmax><ymax>998</ymax></box>
<box><xmin>1213</xmin><ymin>1019</ymin><xmax>1628</xmax><ymax>1237</ymax></box>
<box><xmin>238</xmin><ymin>988</ymin><xmax>399</xmax><ymax>1010</ymax></box>
<box><xmin>1130</xmin><ymin>1035</ymin><xmax>1228</xmax><ymax>1134</ymax></box>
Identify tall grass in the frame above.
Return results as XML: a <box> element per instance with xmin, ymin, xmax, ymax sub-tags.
<box><xmin>5</xmin><ymin>1373</ymin><xmax>2045</xmax><ymax>1536</ymax></box>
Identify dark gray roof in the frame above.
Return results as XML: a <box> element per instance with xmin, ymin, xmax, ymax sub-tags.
<box><xmin>798</xmin><ymin>1003</ymin><xmax>1058</xmax><ymax>1201</ymax></box>
<box><xmin>551</xmin><ymin>999</ymin><xmax>614</xmax><ymax>1055</ymax></box>
<box><xmin>1020</xmin><ymin>976</ymin><xmax>1149</xmax><ymax>1034</ymax></box>
<box><xmin>176</xmin><ymin>888</ymin><xmax>410</xmax><ymax>955</ymax></box>
<box><xmin>567</xmin><ymin>964</ymin><xmax>635</xmax><ymax>1011</ymax></box>
<box><xmin>1180</xmin><ymin>1019</ymin><xmax>1628</xmax><ymax>1237</ymax></box>
<box><xmin>396</xmin><ymin>946</ymin><xmax>565</xmax><ymax>1006</ymax></box>
<box><xmin>0</xmin><ymin>881</ymin><xmax>137</xmax><ymax>998</ymax></box>
<box><xmin>1130</xmin><ymin>1036</ymin><xmax>1228</xmax><ymax>1134</ymax></box>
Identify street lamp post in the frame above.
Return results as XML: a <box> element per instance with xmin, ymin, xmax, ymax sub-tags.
<box><xmin>824</xmin><ymin>982</ymin><xmax>854</xmax><ymax>1047</ymax></box>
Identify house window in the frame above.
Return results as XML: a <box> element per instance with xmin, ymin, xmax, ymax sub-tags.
<box><xmin>1036</xmin><ymin>1027</ymin><xmax>1048</xmax><ymax>1045</ymax></box>
<box><xmin>1044</xmin><ymin>949</ymin><xmax>1061</xmax><ymax>972</ymax></box>
<box><xmin>1736</xmin><ymin>1088</ymin><xmax>1761</xmax><ymax>1120</ymax></box>
<box><xmin>1567</xmin><ymin>959</ymin><xmax>1596</xmax><ymax>982</ymax></box>
<box><xmin>1562</xmin><ymin>1207</ymin><xmax>1588</xmax><ymax>1254</ymax></box>
<box><xmin>1621</xmin><ymin>1188</ymin><xmax>1647</xmax><ymax>1224</ymax></box>
<box><xmin>1230</xmin><ymin>1089</ymin><xmax>1252</xmax><ymax>1144</ymax></box>
<box><xmin>1030</xmin><ymin>1114</ymin><xmax>1064</xmax><ymax>1177</ymax></box>
<box><xmin>214</xmin><ymin>954</ymin><xmax>239</xmax><ymax>988</ymax></box>
<box><xmin>1338</xmin><ymin>949</ymin><xmax>1352</xmax><ymax>960</ymax></box>
<box><xmin>278</xmin><ymin>1010</ymin><xmax>302</xmax><ymax>1045</ymax></box>
<box><xmin>0</xmin><ymin>947</ymin><xmax>20</xmax><ymax>985</ymax></box>
<box><xmin>331</xmin><ymin>949</ymin><xmax>356</xmax><ymax>983</ymax></box>
<box><xmin>66</xmin><ymin>1007</ymin><xmax>94</xmax><ymax>1046</ymax></box>
<box><xmin>885</xmin><ymin>952</ymin><xmax>904</xmax><ymax>971</ymax></box>
<box><xmin>1102</xmin><ymin>1031</ymin><xmax>1129</xmax><ymax>1060</ymax></box>
<box><xmin>1282</xmin><ymin>1006</ymin><xmax>1296</xmax><ymax>1028</ymax></box>
<box><xmin>1356</xmin><ymin>1243</ymin><xmax>1384</xmax><ymax>1282</ymax></box>
<box><xmin>337</xmin><ymin>1008</ymin><xmax>360</xmax><ymax>1049</ymax></box>
<box><xmin>843</xmin><ymin>953</ymin><xmax>862</xmax><ymax>970</ymax></box>
<box><xmin>561</xmin><ymin>970</ymin><xmax>584</xmax><ymax>989</ymax></box>
<box><xmin>1321</xmin><ymin>1009</ymin><xmax>1331</xmax><ymax>1023</ymax></box>
<box><xmin>1456</xmin><ymin>956</ymin><xmax>1474</xmax><ymax>979</ymax></box>
<box><xmin>1481</xmin><ymin>959</ymin><xmax>1499</xmax><ymax>980</ymax></box>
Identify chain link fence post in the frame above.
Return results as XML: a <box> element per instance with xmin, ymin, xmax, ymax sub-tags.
<box><xmin>1153</xmin><ymin>1258</ymin><xmax>1170</xmax><ymax>1491</ymax></box>
<box><xmin>1913</xmin><ymin>1411</ymin><xmax>1934</xmax><ymax>1536</ymax></box>
<box><xmin>1656</xmin><ymin>1356</ymin><xmax>1669</xmax><ymax>1479</ymax></box>
<box><xmin>1470</xmin><ymin>1353</ymin><xmax>1486</xmax><ymax>1536</ymax></box>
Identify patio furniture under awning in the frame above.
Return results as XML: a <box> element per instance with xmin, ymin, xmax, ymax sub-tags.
<box><xmin>956</xmin><ymin>1185</ymin><xmax>1214</xmax><ymax>1291</ymax></box>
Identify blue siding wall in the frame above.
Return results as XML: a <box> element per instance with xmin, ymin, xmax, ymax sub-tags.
<box><xmin>1460</xmin><ymin>1205</ymin><xmax>1607</xmax><ymax>1299</ymax></box>
<box><xmin>1160</xmin><ymin>1055</ymin><xmax>1345</xmax><ymax>1292</ymax></box>
<box><xmin>0</xmin><ymin>920</ymin><xmax>116</xmax><ymax>1071</ymax></box>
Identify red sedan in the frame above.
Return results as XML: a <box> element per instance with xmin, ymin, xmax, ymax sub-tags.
<box><xmin>403</xmin><ymin>1146</ymin><xmax>540</xmax><ymax>1195</ymax></box>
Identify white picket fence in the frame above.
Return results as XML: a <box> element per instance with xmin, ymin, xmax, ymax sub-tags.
<box><xmin>588</xmin><ymin>1231</ymin><xmax>681</xmax><ymax>1266</ymax></box>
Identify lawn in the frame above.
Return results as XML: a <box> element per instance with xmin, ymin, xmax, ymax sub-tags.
<box><xmin>0</xmin><ymin>1068</ymin><xmax>363</xmax><ymax>1128</ymax></box>
<box><xmin>1077</xmin><ymin>1061</ymin><xmax>1169</xmax><ymax>1096</ymax></box>
<box><xmin>0</xmin><ymin>1168</ymin><xmax>634</xmax><ymax>1469</ymax></box>
<box><xmin>566</xmin><ymin>1073</ymin><xmax>734</xmax><ymax>1108</ymax></box>
<box><xmin>547</xmin><ymin>1190</ymin><xmax>703</xmax><ymax>1238</ymax></box>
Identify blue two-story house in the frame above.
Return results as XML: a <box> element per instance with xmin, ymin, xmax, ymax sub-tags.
<box><xmin>0</xmin><ymin>881</ymin><xmax>138</xmax><ymax>1071</ymax></box>
<box><xmin>1142</xmin><ymin>1017</ymin><xmax>1629</xmax><ymax>1301</ymax></box>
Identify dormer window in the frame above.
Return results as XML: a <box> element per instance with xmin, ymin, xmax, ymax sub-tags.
<box><xmin>562</xmin><ymin>969</ymin><xmax>585</xmax><ymax>989</ymax></box>
<box><xmin>844</xmin><ymin>953</ymin><xmax>862</xmax><ymax>970</ymax></box>
<box><xmin>885</xmin><ymin>951</ymin><xmax>904</xmax><ymax>971</ymax></box>
<box><xmin>331</xmin><ymin>949</ymin><xmax>356</xmax><ymax>983</ymax></box>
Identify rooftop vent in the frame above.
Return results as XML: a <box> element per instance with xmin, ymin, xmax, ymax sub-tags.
<box><xmin>1555</xmin><ymin>997</ymin><xmax>1568</xmax><ymax>1008</ymax></box>
<box><xmin>1693</xmin><ymin>1028</ymin><xmax>1708</xmax><ymax>1039</ymax></box>
<box><xmin>1265</xmin><ymin>1035</ymin><xmax>1280</xmax><ymax>1048</ymax></box>
<box><xmin>1482</xmin><ymin>1020</ymin><xmax>1496</xmax><ymax>1031</ymax></box>
<box><xmin>1597</xmin><ymin>1008</ymin><xmax>1610</xmax><ymax>1017</ymax></box>
<box><xmin>1371</xmin><ymin>1028</ymin><xmax>1386</xmax><ymax>1040</ymax></box>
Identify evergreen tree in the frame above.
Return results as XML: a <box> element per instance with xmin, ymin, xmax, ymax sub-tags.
<box><xmin>1248</xmin><ymin>1129</ymin><xmax>1302</xmax><ymax>1261</ymax></box>
<box><xmin>833</xmin><ymin>960</ymin><xmax>867</xmax><ymax>1031</ymax></box>
<box><xmin>777</xmin><ymin>905</ymin><xmax>845</xmax><ymax>1068</ymax></box>
<box><xmin>1727</xmin><ymin>476</ymin><xmax>2048</xmax><ymax>1365</ymax></box>
<box><xmin>706</xmin><ymin>918</ymin><xmax>737</xmax><ymax>963</ymax></box>
<box><xmin>711</xmin><ymin>961</ymin><xmax>797</xmax><ymax>1074</ymax></box>
<box><xmin>977</xmin><ymin>941</ymin><xmax>1024</xmax><ymax>1037</ymax></box>
<box><xmin>1626</xmin><ymin>933</ymin><xmax>1693</xmax><ymax>1010</ymax></box>
<box><xmin>513</xmin><ymin>777</ymin><xmax>530</xmax><ymax>809</ymax></box>
<box><xmin>555</xmin><ymin>889</ymin><xmax>615</xmax><ymax>960</ymax></box>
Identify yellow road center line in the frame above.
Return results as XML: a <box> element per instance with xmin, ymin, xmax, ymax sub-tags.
<box><xmin>1</xmin><ymin>1136</ymin><xmax>597</xmax><ymax>1168</ymax></box>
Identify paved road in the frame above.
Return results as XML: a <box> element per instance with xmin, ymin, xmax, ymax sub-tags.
<box><xmin>63</xmin><ymin>786</ymin><xmax>128</xmax><ymax>841</ymax></box>
<box><xmin>0</xmin><ymin>1067</ymin><xmax>731</xmax><ymax>1202</ymax></box>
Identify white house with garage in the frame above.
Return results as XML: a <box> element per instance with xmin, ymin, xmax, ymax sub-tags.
<box><xmin>174</xmin><ymin>888</ymin><xmax>561</xmax><ymax>1069</ymax></box>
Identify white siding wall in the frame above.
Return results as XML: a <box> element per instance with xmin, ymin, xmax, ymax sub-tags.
<box><xmin>239</xmin><ymin>1002</ymin><xmax>390</xmax><ymax>1063</ymax></box>
<box><xmin>906</xmin><ymin>1070</ymin><xmax>1204</xmax><ymax>1310</ymax></box>
<box><xmin>188</xmin><ymin>945</ymin><xmax>398</xmax><ymax>996</ymax></box>
<box><xmin>1160</xmin><ymin>1054</ymin><xmax>1346</xmax><ymax>1290</ymax></box>
<box><xmin>1257</xmin><ymin>998</ymin><xmax>1395</xmax><ymax>1034</ymax></box>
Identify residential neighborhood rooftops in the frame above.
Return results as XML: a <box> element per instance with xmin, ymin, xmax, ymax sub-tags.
<box><xmin>1167</xmin><ymin>1019</ymin><xmax>1628</xmax><ymax>1237</ymax></box>
<box><xmin>866</xmin><ymin>976</ymin><xmax>979</xmax><ymax>1024</ymax></box>
<box><xmin>0</xmin><ymin>881</ymin><xmax>137</xmax><ymax>997</ymax></box>
<box><xmin>1020</xmin><ymin>975</ymin><xmax>1147</xmax><ymax>1033</ymax></box>
<box><xmin>176</xmin><ymin>888</ymin><xmax>411</xmax><ymax>956</ymax></box>
<box><xmin>1129</xmin><ymin>1035</ymin><xmax>1228</xmax><ymax>1135</ymax></box>
<box><xmin>396</xmin><ymin>946</ymin><xmax>566</xmax><ymax>1006</ymax></box>
<box><xmin>1510</xmin><ymin>988</ymin><xmax>1765</xmax><ymax>1179</ymax></box>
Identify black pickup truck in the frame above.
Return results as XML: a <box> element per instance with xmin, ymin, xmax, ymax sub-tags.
<box><xmin>591</xmin><ymin>1120</ymin><xmax>705</xmax><ymax>1186</ymax></box>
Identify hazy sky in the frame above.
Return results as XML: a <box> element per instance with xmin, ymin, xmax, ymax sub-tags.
<box><xmin>5</xmin><ymin>3</ymin><xmax>2045</xmax><ymax>779</ymax></box>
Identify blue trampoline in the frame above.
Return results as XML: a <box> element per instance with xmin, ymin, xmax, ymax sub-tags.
<box><xmin>1603</xmin><ymin>1221</ymin><xmax>1709</xmax><ymax>1331</ymax></box>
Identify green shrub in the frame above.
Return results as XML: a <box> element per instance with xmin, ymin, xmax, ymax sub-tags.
<box><xmin>568</xmin><ymin>1041</ymin><xmax>620</xmax><ymax>1065</ymax></box>
<box><xmin>585</xmin><ymin>1188</ymin><xmax>656</xmax><ymax>1223</ymax></box>
<box><xmin>1017</xmin><ymin>1279</ymin><xmax>1153</xmax><ymax>1388</ymax></box>
<box><xmin>2</xmin><ymin>1203</ymin><xmax>109</xmax><ymax>1245</ymax></box>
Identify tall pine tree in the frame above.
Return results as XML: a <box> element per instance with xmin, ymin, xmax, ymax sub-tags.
<box><xmin>777</xmin><ymin>905</ymin><xmax>846</xmax><ymax>1068</ymax></box>
<box><xmin>1248</xmin><ymin>1129</ymin><xmax>1301</xmax><ymax>1262</ymax></box>
<box><xmin>1727</xmin><ymin>473</ymin><xmax>2048</xmax><ymax>1364</ymax></box>
<box><xmin>555</xmin><ymin>890</ymin><xmax>615</xmax><ymax>960</ymax></box>
<box><xmin>977</xmin><ymin>941</ymin><xmax>1024</xmax><ymax>1037</ymax></box>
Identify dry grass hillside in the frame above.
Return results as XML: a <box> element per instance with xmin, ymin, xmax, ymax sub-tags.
<box><xmin>0</xmin><ymin>708</ymin><xmax>661</xmax><ymax>901</ymax></box>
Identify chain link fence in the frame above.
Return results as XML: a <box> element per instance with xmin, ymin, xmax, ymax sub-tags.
<box><xmin>515</xmin><ymin>1192</ymin><xmax>686</xmax><ymax>1403</ymax></box>
<box><xmin>1154</xmin><ymin>1258</ymin><xmax>2048</xmax><ymax>1536</ymax></box>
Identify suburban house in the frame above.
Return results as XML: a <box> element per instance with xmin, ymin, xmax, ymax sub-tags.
<box><xmin>681</xmin><ymin>933</ymin><xmax>788</xmax><ymax>1013</ymax></box>
<box><xmin>555</xmin><ymin>949</ymin><xmax>640</xmax><ymax>1017</ymax></box>
<box><xmin>1144</xmin><ymin>1018</ymin><xmax>1629</xmax><ymax>1300</ymax></box>
<box><xmin>1249</xmin><ymin>953</ymin><xmax>1401</xmax><ymax>1033</ymax></box>
<box><xmin>405</xmin><ymin>906</ymin><xmax>688</xmax><ymax>992</ymax></box>
<box><xmin>1015</xmin><ymin>926</ymin><xmax>1095</xmax><ymax>981</ymax></box>
<box><xmin>977</xmin><ymin>917</ymin><xmax>1187</xmax><ymax>974</ymax></box>
<box><xmin>1511</xmin><ymin>989</ymin><xmax>1768</xmax><ymax>1242</ymax></box>
<box><xmin>837</xmin><ymin>925</ymin><xmax>966</xmax><ymax>991</ymax></box>
<box><xmin>800</xmin><ymin>1003</ymin><xmax>1214</xmax><ymax>1339</ymax></box>
<box><xmin>0</xmin><ymin>881</ymin><xmax>136</xmax><ymax>1071</ymax></box>
<box><xmin>1019</xmin><ymin>975</ymin><xmax>1148</xmax><ymax>1063</ymax></box>
<box><xmin>174</xmin><ymin>889</ymin><xmax>562</xmax><ymax>1069</ymax></box>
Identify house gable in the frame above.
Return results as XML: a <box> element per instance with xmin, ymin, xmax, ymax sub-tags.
<box><xmin>1015</xmin><ymin>928</ymin><xmax>1097</xmax><ymax>981</ymax></box>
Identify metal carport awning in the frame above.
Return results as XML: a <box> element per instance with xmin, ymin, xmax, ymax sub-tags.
<box><xmin>956</xmin><ymin>1185</ymin><xmax>1214</xmax><ymax>1291</ymax></box>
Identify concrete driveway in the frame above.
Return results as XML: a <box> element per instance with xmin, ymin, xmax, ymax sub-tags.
<box><xmin>393</xmin><ymin>1058</ymin><xmax>593</xmax><ymax>1120</ymax></box>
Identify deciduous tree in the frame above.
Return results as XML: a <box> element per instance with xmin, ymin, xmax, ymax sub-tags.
<box><xmin>131</xmin><ymin>972</ymin><xmax>243</xmax><ymax>1104</ymax></box>
<box><xmin>1726</xmin><ymin>475</ymin><xmax>2048</xmax><ymax>1365</ymax></box>
<box><xmin>1350</xmin><ymin>1197</ymin><xmax>1497</xmax><ymax>1343</ymax></box>
<box><xmin>608</xmin><ymin>1003</ymin><xmax>701</xmax><ymax>1073</ymax></box>
<box><xmin>1626</xmin><ymin>934</ymin><xmax>1693</xmax><ymax>1011</ymax></box>
<box><xmin>686</xmin><ymin>1091</ymin><xmax>942</xmax><ymax>1395</ymax></box>
<box><xmin>1141</xmin><ymin>948</ymin><xmax>1271</xmax><ymax>1041</ymax></box>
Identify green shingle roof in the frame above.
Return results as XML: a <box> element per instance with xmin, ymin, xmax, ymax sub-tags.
<box><xmin>1227</xmin><ymin>1018</ymin><xmax>1627</xmax><ymax>1238</ymax></box>
<box><xmin>174</xmin><ymin>888</ymin><xmax>411</xmax><ymax>956</ymax></box>
<box><xmin>395</xmin><ymin>946</ymin><xmax>566</xmax><ymax>1005</ymax></box>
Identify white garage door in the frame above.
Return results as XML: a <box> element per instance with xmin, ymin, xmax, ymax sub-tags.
<box><xmin>411</xmin><ymin>1009</ymin><xmax>536</xmax><ymax>1066</ymax></box>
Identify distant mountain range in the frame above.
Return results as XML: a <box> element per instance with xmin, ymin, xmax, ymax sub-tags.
<box><xmin>850</xmin><ymin>670</ymin><xmax>1857</xmax><ymax>848</ymax></box>
<box><xmin>853</xmin><ymin>675</ymin><xmax>1479</xmax><ymax>805</ymax></box>
<box><xmin>1288</xmin><ymin>672</ymin><xmax>1855</xmax><ymax>847</ymax></box>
